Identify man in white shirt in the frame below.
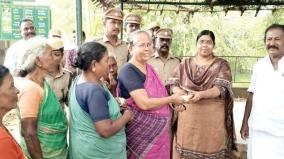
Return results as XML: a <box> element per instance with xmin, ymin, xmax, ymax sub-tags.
<box><xmin>4</xmin><ymin>18</ymin><xmax>36</xmax><ymax>74</ymax></box>
<box><xmin>241</xmin><ymin>24</ymin><xmax>284</xmax><ymax>159</ymax></box>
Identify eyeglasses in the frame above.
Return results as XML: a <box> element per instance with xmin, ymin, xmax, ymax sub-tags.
<box><xmin>198</xmin><ymin>40</ymin><xmax>213</xmax><ymax>45</ymax></box>
<box><xmin>133</xmin><ymin>43</ymin><xmax>153</xmax><ymax>49</ymax></box>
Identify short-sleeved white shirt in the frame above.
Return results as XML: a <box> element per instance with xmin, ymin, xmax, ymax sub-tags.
<box><xmin>248</xmin><ymin>55</ymin><xmax>284</xmax><ymax>136</ymax></box>
<box><xmin>4</xmin><ymin>39</ymin><xmax>26</xmax><ymax>73</ymax></box>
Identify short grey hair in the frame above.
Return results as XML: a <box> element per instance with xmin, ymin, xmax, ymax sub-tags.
<box><xmin>18</xmin><ymin>37</ymin><xmax>47</xmax><ymax>76</ymax></box>
<box><xmin>128</xmin><ymin>30</ymin><xmax>151</xmax><ymax>45</ymax></box>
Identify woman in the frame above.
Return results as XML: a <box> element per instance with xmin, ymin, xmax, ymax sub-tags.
<box><xmin>17</xmin><ymin>37</ymin><xmax>68</xmax><ymax>159</ymax></box>
<box><xmin>170</xmin><ymin>30</ymin><xmax>237</xmax><ymax>159</ymax></box>
<box><xmin>69</xmin><ymin>42</ymin><xmax>133</xmax><ymax>159</ymax></box>
<box><xmin>45</xmin><ymin>37</ymin><xmax>71</xmax><ymax>108</ymax></box>
<box><xmin>0</xmin><ymin>65</ymin><xmax>25</xmax><ymax>159</ymax></box>
<box><xmin>117</xmin><ymin>30</ymin><xmax>184</xmax><ymax>159</ymax></box>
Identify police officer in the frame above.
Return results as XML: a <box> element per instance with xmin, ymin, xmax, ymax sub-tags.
<box><xmin>124</xmin><ymin>13</ymin><xmax>142</xmax><ymax>39</ymax></box>
<box><xmin>148</xmin><ymin>28</ymin><xmax>180</xmax><ymax>85</ymax></box>
<box><xmin>96</xmin><ymin>8</ymin><xmax>128</xmax><ymax>72</ymax></box>
<box><xmin>146</xmin><ymin>21</ymin><xmax>160</xmax><ymax>48</ymax></box>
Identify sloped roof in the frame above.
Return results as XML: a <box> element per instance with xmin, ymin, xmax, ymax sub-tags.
<box><xmin>91</xmin><ymin>0</ymin><xmax>284</xmax><ymax>15</ymax></box>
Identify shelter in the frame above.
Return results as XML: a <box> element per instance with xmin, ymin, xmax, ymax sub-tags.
<box><xmin>92</xmin><ymin>0</ymin><xmax>284</xmax><ymax>16</ymax></box>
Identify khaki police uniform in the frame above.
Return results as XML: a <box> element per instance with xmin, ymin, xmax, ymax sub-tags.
<box><xmin>96</xmin><ymin>8</ymin><xmax>128</xmax><ymax>72</ymax></box>
<box><xmin>148</xmin><ymin>28</ymin><xmax>180</xmax><ymax>85</ymax></box>
<box><xmin>146</xmin><ymin>21</ymin><xmax>160</xmax><ymax>31</ymax></box>
<box><xmin>97</xmin><ymin>36</ymin><xmax>128</xmax><ymax>72</ymax></box>
<box><xmin>45</xmin><ymin>67</ymin><xmax>71</xmax><ymax>107</ymax></box>
<box><xmin>124</xmin><ymin>13</ymin><xmax>141</xmax><ymax>25</ymax></box>
<box><xmin>46</xmin><ymin>37</ymin><xmax>71</xmax><ymax>107</ymax></box>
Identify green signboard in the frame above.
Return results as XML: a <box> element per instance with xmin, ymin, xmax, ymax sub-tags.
<box><xmin>0</xmin><ymin>0</ymin><xmax>35</xmax><ymax>3</ymax></box>
<box><xmin>0</xmin><ymin>4</ymin><xmax>50</xmax><ymax>40</ymax></box>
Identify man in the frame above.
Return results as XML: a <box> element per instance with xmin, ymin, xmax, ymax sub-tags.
<box><xmin>240</xmin><ymin>24</ymin><xmax>284</xmax><ymax>159</ymax></box>
<box><xmin>148</xmin><ymin>28</ymin><xmax>180</xmax><ymax>85</ymax></box>
<box><xmin>46</xmin><ymin>37</ymin><xmax>71</xmax><ymax>108</ymax></box>
<box><xmin>146</xmin><ymin>21</ymin><xmax>160</xmax><ymax>47</ymax></box>
<box><xmin>96</xmin><ymin>8</ymin><xmax>128</xmax><ymax>72</ymax></box>
<box><xmin>124</xmin><ymin>13</ymin><xmax>142</xmax><ymax>40</ymax></box>
<box><xmin>103</xmin><ymin>56</ymin><xmax>118</xmax><ymax>96</ymax></box>
<box><xmin>4</xmin><ymin>18</ymin><xmax>36</xmax><ymax>74</ymax></box>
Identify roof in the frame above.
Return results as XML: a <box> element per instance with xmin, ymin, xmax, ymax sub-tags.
<box><xmin>91</xmin><ymin>0</ymin><xmax>284</xmax><ymax>15</ymax></box>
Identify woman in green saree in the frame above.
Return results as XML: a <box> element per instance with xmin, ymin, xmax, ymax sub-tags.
<box><xmin>17</xmin><ymin>37</ymin><xmax>68</xmax><ymax>159</ymax></box>
<box><xmin>69</xmin><ymin>42</ymin><xmax>133</xmax><ymax>159</ymax></box>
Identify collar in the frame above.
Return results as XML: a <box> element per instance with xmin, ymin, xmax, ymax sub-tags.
<box><xmin>153</xmin><ymin>51</ymin><xmax>175</xmax><ymax>59</ymax></box>
<box><xmin>48</xmin><ymin>65</ymin><xmax>66</xmax><ymax>78</ymax></box>
<box><xmin>103</xmin><ymin>35</ymin><xmax>122</xmax><ymax>46</ymax></box>
<box><xmin>264</xmin><ymin>55</ymin><xmax>284</xmax><ymax>62</ymax></box>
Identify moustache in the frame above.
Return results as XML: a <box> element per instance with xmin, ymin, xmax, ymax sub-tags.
<box><xmin>267</xmin><ymin>45</ymin><xmax>279</xmax><ymax>50</ymax></box>
<box><xmin>161</xmin><ymin>45</ymin><xmax>169</xmax><ymax>49</ymax></box>
<box><xmin>26</xmin><ymin>32</ymin><xmax>36</xmax><ymax>37</ymax></box>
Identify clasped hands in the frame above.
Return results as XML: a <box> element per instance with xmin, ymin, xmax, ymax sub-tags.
<box><xmin>170</xmin><ymin>87</ymin><xmax>205</xmax><ymax>112</ymax></box>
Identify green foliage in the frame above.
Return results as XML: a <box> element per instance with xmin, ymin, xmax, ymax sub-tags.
<box><xmin>46</xmin><ymin>1</ymin><xmax>284</xmax><ymax>85</ymax></box>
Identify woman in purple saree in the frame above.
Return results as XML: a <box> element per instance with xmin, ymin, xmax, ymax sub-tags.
<box><xmin>118</xmin><ymin>30</ymin><xmax>184</xmax><ymax>159</ymax></box>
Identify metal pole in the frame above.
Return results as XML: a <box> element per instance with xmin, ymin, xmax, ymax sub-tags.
<box><xmin>76</xmin><ymin>0</ymin><xmax>83</xmax><ymax>47</ymax></box>
<box><xmin>120</xmin><ymin>1</ymin><xmax>124</xmax><ymax>40</ymax></box>
<box><xmin>234</xmin><ymin>56</ymin><xmax>238</xmax><ymax>83</ymax></box>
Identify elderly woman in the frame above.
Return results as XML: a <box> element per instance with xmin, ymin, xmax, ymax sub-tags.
<box><xmin>102</xmin><ymin>56</ymin><xmax>118</xmax><ymax>97</ymax></box>
<box><xmin>17</xmin><ymin>37</ymin><xmax>68</xmax><ymax>159</ymax></box>
<box><xmin>69</xmin><ymin>42</ymin><xmax>133</xmax><ymax>159</ymax></box>
<box><xmin>0</xmin><ymin>65</ymin><xmax>25</xmax><ymax>159</ymax></box>
<box><xmin>170</xmin><ymin>30</ymin><xmax>237</xmax><ymax>159</ymax></box>
<box><xmin>117</xmin><ymin>30</ymin><xmax>184</xmax><ymax>159</ymax></box>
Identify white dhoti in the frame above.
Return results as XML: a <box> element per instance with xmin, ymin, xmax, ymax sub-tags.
<box><xmin>248</xmin><ymin>129</ymin><xmax>284</xmax><ymax>159</ymax></box>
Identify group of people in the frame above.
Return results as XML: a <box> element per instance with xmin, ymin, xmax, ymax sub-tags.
<box><xmin>0</xmin><ymin>6</ymin><xmax>283</xmax><ymax>159</ymax></box>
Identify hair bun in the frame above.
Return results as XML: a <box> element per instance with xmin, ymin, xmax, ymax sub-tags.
<box><xmin>18</xmin><ymin>69</ymin><xmax>28</xmax><ymax>77</ymax></box>
<box><xmin>74</xmin><ymin>55</ymin><xmax>83</xmax><ymax>69</ymax></box>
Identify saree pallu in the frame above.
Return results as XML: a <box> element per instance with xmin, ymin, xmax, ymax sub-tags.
<box><xmin>69</xmin><ymin>79</ymin><xmax>127</xmax><ymax>159</ymax></box>
<box><xmin>171</xmin><ymin>57</ymin><xmax>237</xmax><ymax>159</ymax></box>
<box><xmin>126</xmin><ymin>64</ymin><xmax>171</xmax><ymax>159</ymax></box>
<box><xmin>21</xmin><ymin>81</ymin><xmax>68</xmax><ymax>159</ymax></box>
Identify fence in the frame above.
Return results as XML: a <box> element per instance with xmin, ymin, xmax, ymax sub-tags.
<box><xmin>181</xmin><ymin>56</ymin><xmax>264</xmax><ymax>87</ymax></box>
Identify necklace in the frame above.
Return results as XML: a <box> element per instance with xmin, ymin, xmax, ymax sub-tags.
<box><xmin>193</xmin><ymin>56</ymin><xmax>215</xmax><ymax>75</ymax></box>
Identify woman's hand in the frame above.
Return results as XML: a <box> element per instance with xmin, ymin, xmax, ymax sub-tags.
<box><xmin>172</xmin><ymin>86</ymin><xmax>186</xmax><ymax>95</ymax></box>
<box><xmin>240</xmin><ymin>122</ymin><xmax>249</xmax><ymax>140</ymax></box>
<box><xmin>102</xmin><ymin>79</ymin><xmax>111</xmax><ymax>89</ymax></box>
<box><xmin>170</xmin><ymin>93</ymin><xmax>186</xmax><ymax>105</ymax></box>
<box><xmin>172</xmin><ymin>104</ymin><xmax>187</xmax><ymax>112</ymax></box>
<box><xmin>123</xmin><ymin>109</ymin><xmax>133</xmax><ymax>122</ymax></box>
<box><xmin>116</xmin><ymin>97</ymin><xmax>128</xmax><ymax>111</ymax></box>
<box><xmin>108</xmin><ymin>74</ymin><xmax>117</xmax><ymax>88</ymax></box>
<box><xmin>189</xmin><ymin>91</ymin><xmax>204</xmax><ymax>103</ymax></box>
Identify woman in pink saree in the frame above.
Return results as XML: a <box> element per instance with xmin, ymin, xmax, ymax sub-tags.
<box><xmin>117</xmin><ymin>30</ymin><xmax>184</xmax><ymax>159</ymax></box>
